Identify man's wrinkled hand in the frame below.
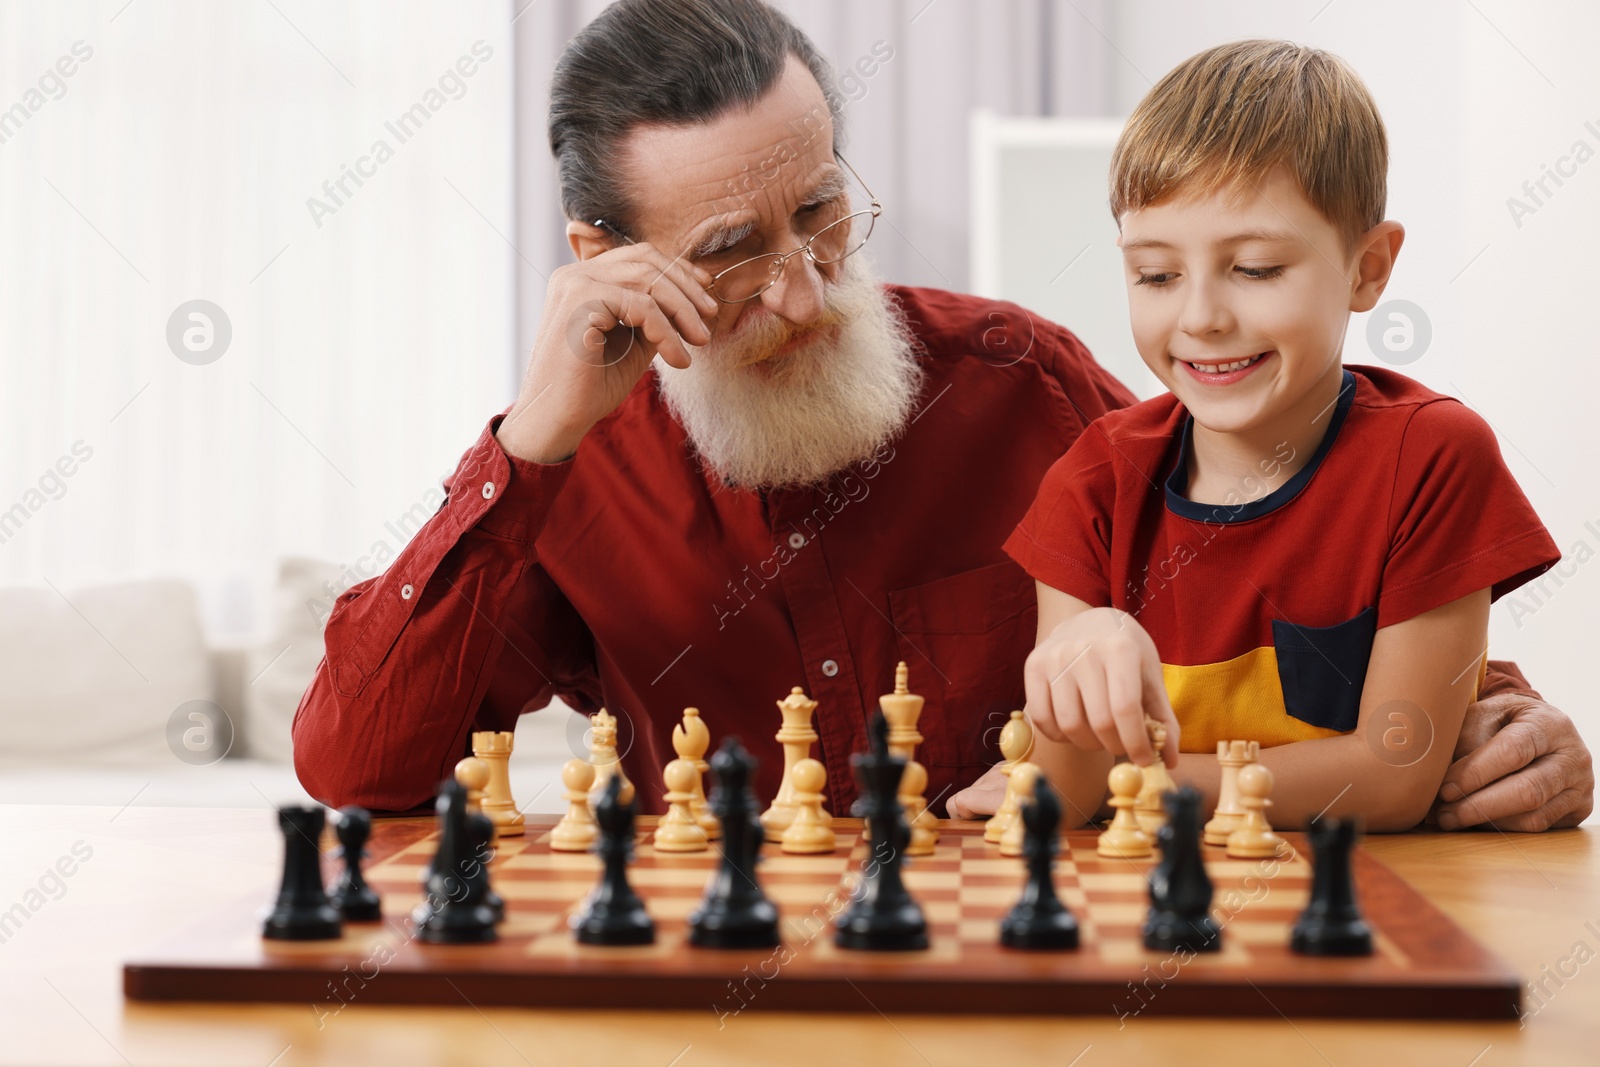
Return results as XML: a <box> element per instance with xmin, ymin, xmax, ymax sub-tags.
<box><xmin>1435</xmin><ymin>692</ymin><xmax>1593</xmax><ymax>832</ymax></box>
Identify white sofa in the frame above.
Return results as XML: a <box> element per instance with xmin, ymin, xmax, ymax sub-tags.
<box><xmin>0</xmin><ymin>560</ymin><xmax>576</xmax><ymax>813</ymax></box>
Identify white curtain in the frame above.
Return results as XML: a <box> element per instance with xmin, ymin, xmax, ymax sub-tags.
<box><xmin>0</xmin><ymin>0</ymin><xmax>516</xmax><ymax>636</ymax></box>
<box><xmin>2</xmin><ymin>0</ymin><xmax>1108</xmax><ymax>641</ymax></box>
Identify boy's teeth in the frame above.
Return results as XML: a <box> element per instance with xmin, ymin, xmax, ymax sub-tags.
<box><xmin>1190</xmin><ymin>354</ymin><xmax>1261</xmax><ymax>373</ymax></box>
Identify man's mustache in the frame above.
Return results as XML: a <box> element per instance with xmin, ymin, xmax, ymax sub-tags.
<box><xmin>716</xmin><ymin>298</ymin><xmax>850</xmax><ymax>369</ymax></box>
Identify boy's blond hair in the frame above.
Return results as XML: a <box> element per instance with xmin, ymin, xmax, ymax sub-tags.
<box><xmin>1110</xmin><ymin>39</ymin><xmax>1387</xmax><ymax>252</ymax></box>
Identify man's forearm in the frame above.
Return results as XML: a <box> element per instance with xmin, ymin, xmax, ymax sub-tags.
<box><xmin>292</xmin><ymin>414</ymin><xmax>574</xmax><ymax>811</ymax></box>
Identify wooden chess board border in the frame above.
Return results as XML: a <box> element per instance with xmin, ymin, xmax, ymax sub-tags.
<box><xmin>122</xmin><ymin>816</ymin><xmax>1521</xmax><ymax>1019</ymax></box>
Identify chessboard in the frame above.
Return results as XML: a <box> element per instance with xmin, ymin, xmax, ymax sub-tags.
<box><xmin>123</xmin><ymin>814</ymin><xmax>1519</xmax><ymax>1019</ymax></box>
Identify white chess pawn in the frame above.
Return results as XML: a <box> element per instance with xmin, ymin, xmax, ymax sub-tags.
<box><xmin>654</xmin><ymin>759</ymin><xmax>710</xmax><ymax>852</ymax></box>
<box><xmin>454</xmin><ymin>756</ymin><xmax>496</xmax><ymax>846</ymax></box>
<box><xmin>1098</xmin><ymin>762</ymin><xmax>1154</xmax><ymax>859</ymax></box>
<box><xmin>985</xmin><ymin>710</ymin><xmax>1034</xmax><ymax>843</ymax></box>
<box><xmin>780</xmin><ymin>758</ymin><xmax>836</xmax><ymax>854</ymax></box>
<box><xmin>1134</xmin><ymin>720</ymin><xmax>1178</xmax><ymax>835</ymax></box>
<box><xmin>900</xmin><ymin>760</ymin><xmax>938</xmax><ymax>856</ymax></box>
<box><xmin>674</xmin><ymin>708</ymin><xmax>720</xmax><ymax>840</ymax></box>
<box><xmin>1226</xmin><ymin>763</ymin><xmax>1288</xmax><ymax>859</ymax></box>
<box><xmin>999</xmin><ymin>763</ymin><xmax>1043</xmax><ymax>857</ymax></box>
<box><xmin>550</xmin><ymin>758</ymin><xmax>598</xmax><ymax>852</ymax></box>
<box><xmin>454</xmin><ymin>756</ymin><xmax>489</xmax><ymax>813</ymax></box>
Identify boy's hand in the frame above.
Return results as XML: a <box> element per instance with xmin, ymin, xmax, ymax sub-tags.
<box><xmin>1023</xmin><ymin>607</ymin><xmax>1180</xmax><ymax>768</ymax></box>
<box><xmin>947</xmin><ymin>762</ymin><xmax>1008</xmax><ymax>819</ymax></box>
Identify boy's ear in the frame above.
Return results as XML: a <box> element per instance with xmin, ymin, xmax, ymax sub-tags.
<box><xmin>567</xmin><ymin>219</ymin><xmax>613</xmax><ymax>261</ymax></box>
<box><xmin>1349</xmin><ymin>220</ymin><xmax>1406</xmax><ymax>313</ymax></box>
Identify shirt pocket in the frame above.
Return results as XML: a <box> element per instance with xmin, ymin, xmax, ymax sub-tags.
<box><xmin>1271</xmin><ymin>606</ymin><xmax>1377</xmax><ymax>734</ymax></box>
<box><xmin>887</xmin><ymin>560</ymin><xmax>1036</xmax><ymax>768</ymax></box>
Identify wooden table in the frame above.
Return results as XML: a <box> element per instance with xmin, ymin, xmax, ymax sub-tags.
<box><xmin>2</xmin><ymin>805</ymin><xmax>1594</xmax><ymax>1066</ymax></box>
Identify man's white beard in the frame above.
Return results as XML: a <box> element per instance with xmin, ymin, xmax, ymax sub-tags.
<box><xmin>654</xmin><ymin>257</ymin><xmax>924</xmax><ymax>490</ymax></box>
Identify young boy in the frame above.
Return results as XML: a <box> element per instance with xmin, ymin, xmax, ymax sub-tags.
<box><xmin>1004</xmin><ymin>39</ymin><xmax>1560</xmax><ymax>831</ymax></box>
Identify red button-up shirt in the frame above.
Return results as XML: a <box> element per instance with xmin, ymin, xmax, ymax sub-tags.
<box><xmin>290</xmin><ymin>285</ymin><xmax>1136</xmax><ymax>814</ymax></box>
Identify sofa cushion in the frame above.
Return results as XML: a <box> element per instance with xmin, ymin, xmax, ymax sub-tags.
<box><xmin>0</xmin><ymin>580</ymin><xmax>213</xmax><ymax>765</ymax></box>
<box><xmin>244</xmin><ymin>557</ymin><xmax>343</xmax><ymax>763</ymax></box>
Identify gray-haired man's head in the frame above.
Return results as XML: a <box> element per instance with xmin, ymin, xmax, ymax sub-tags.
<box><xmin>549</xmin><ymin>0</ymin><xmax>845</xmax><ymax>238</ymax></box>
<box><xmin>548</xmin><ymin>0</ymin><xmax>922</xmax><ymax>490</ymax></box>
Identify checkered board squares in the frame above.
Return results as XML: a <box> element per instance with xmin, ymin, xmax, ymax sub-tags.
<box><xmin>121</xmin><ymin>815</ymin><xmax>1521</xmax><ymax>1019</ymax></box>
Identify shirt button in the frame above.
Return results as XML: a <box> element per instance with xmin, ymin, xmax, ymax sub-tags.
<box><xmin>482</xmin><ymin>481</ymin><xmax>495</xmax><ymax>499</ymax></box>
<box><xmin>821</xmin><ymin>659</ymin><xmax>839</xmax><ymax>677</ymax></box>
<box><xmin>788</xmin><ymin>532</ymin><xmax>806</xmax><ymax>549</ymax></box>
<box><xmin>400</xmin><ymin>584</ymin><xmax>414</xmax><ymax>600</ymax></box>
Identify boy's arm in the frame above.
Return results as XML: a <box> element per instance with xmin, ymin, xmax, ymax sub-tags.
<box><xmin>1170</xmin><ymin>587</ymin><xmax>1491</xmax><ymax>832</ymax></box>
<box><xmin>956</xmin><ymin>584</ymin><xmax>1493</xmax><ymax>833</ymax></box>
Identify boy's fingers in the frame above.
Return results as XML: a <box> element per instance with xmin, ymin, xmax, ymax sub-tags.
<box><xmin>1023</xmin><ymin>660</ymin><xmax>1064</xmax><ymax>744</ymax></box>
<box><xmin>946</xmin><ymin>765</ymin><xmax>1007</xmax><ymax>819</ymax></box>
<box><xmin>1074</xmin><ymin>659</ymin><xmax>1120</xmax><ymax>755</ymax></box>
<box><xmin>1106</xmin><ymin>654</ymin><xmax>1154</xmax><ymax>765</ymax></box>
<box><xmin>946</xmin><ymin>788</ymin><xmax>977</xmax><ymax>819</ymax></box>
<box><xmin>1051</xmin><ymin>662</ymin><xmax>1100</xmax><ymax>753</ymax></box>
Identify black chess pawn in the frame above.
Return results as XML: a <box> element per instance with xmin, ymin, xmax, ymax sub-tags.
<box><xmin>1291</xmin><ymin>817</ymin><xmax>1374</xmax><ymax>956</ymax></box>
<box><xmin>1000</xmin><ymin>774</ymin><xmax>1079</xmax><ymax>950</ymax></box>
<box><xmin>330</xmin><ymin>807</ymin><xmax>383</xmax><ymax>922</ymax></box>
<box><xmin>572</xmin><ymin>774</ymin><xmax>655</xmax><ymax>945</ymax></box>
<box><xmin>467</xmin><ymin>819</ymin><xmax>505</xmax><ymax>927</ymax></box>
<box><xmin>688</xmin><ymin>736</ymin><xmax>780</xmax><ymax>949</ymax></box>
<box><xmin>415</xmin><ymin>780</ymin><xmax>499</xmax><ymax>944</ymax></box>
<box><xmin>465</xmin><ymin>809</ymin><xmax>505</xmax><ymax>924</ymax></box>
<box><xmin>263</xmin><ymin>805</ymin><xmax>343</xmax><ymax>941</ymax></box>
<box><xmin>835</xmin><ymin>710</ymin><xmax>928</xmax><ymax>951</ymax></box>
<box><xmin>1142</xmin><ymin>786</ymin><xmax>1222</xmax><ymax>954</ymax></box>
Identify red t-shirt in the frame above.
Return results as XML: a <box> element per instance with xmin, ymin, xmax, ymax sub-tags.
<box><xmin>1004</xmin><ymin>366</ymin><xmax>1560</xmax><ymax>752</ymax></box>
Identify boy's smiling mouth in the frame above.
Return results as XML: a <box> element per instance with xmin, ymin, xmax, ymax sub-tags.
<box><xmin>1178</xmin><ymin>350</ymin><xmax>1275</xmax><ymax>383</ymax></box>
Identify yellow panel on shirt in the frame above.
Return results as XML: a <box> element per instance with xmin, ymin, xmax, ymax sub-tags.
<box><xmin>1163</xmin><ymin>648</ymin><xmax>1488</xmax><ymax>753</ymax></box>
<box><xmin>1161</xmin><ymin>649</ymin><xmax>1346</xmax><ymax>752</ymax></box>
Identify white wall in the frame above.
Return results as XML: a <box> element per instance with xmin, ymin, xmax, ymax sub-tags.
<box><xmin>5</xmin><ymin>0</ymin><xmax>1114</xmax><ymax>643</ymax></box>
<box><xmin>970</xmin><ymin>115</ymin><xmax>1163</xmax><ymax>400</ymax></box>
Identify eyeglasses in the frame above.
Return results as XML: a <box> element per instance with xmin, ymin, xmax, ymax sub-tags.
<box><xmin>593</xmin><ymin>154</ymin><xmax>881</xmax><ymax>304</ymax></box>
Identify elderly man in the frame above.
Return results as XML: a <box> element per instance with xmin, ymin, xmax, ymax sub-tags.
<box><xmin>292</xmin><ymin>0</ymin><xmax>1590</xmax><ymax>831</ymax></box>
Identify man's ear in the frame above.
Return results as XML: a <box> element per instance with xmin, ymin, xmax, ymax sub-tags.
<box><xmin>567</xmin><ymin>219</ymin><xmax>613</xmax><ymax>261</ymax></box>
<box><xmin>1349</xmin><ymin>220</ymin><xmax>1406</xmax><ymax>313</ymax></box>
